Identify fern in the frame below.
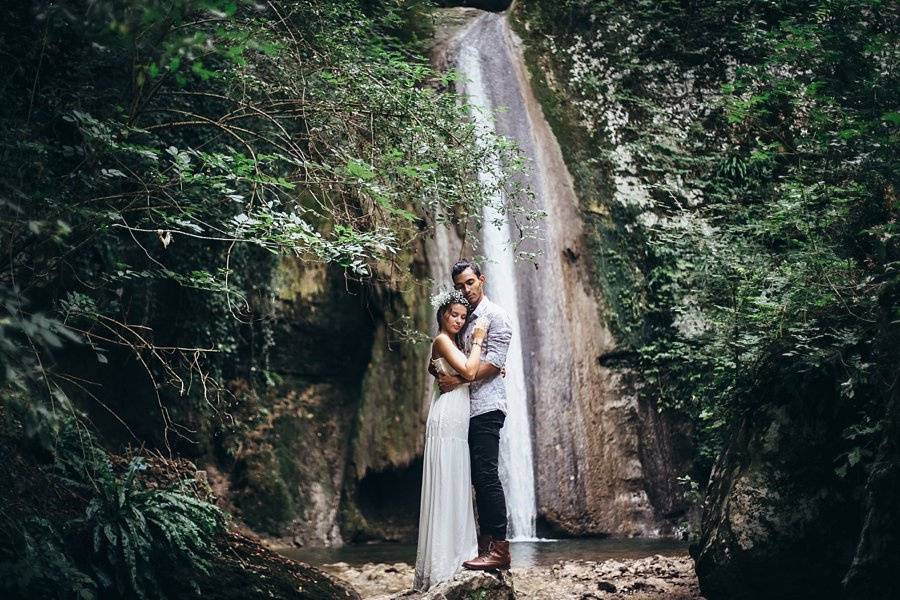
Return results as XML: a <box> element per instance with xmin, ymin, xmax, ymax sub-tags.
<box><xmin>0</xmin><ymin>517</ymin><xmax>97</xmax><ymax>600</ymax></box>
<box><xmin>70</xmin><ymin>456</ymin><xmax>225</xmax><ymax>599</ymax></box>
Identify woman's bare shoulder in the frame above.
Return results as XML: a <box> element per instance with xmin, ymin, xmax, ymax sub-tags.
<box><xmin>432</xmin><ymin>332</ymin><xmax>452</xmax><ymax>347</ymax></box>
<box><xmin>432</xmin><ymin>333</ymin><xmax>454</xmax><ymax>355</ymax></box>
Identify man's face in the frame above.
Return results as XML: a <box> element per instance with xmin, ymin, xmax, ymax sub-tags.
<box><xmin>453</xmin><ymin>267</ymin><xmax>485</xmax><ymax>307</ymax></box>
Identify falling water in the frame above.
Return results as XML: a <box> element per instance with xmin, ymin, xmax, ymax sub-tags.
<box><xmin>435</xmin><ymin>5</ymin><xmax>677</xmax><ymax>539</ymax></box>
<box><xmin>457</xmin><ymin>36</ymin><xmax>537</xmax><ymax>540</ymax></box>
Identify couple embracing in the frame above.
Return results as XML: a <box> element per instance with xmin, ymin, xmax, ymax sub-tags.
<box><xmin>413</xmin><ymin>259</ymin><xmax>514</xmax><ymax>591</ymax></box>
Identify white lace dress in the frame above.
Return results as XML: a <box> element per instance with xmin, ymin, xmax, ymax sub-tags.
<box><xmin>413</xmin><ymin>357</ymin><xmax>478</xmax><ymax>591</ymax></box>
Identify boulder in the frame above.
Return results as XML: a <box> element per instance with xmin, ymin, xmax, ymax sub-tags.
<box><xmin>186</xmin><ymin>531</ymin><xmax>360</xmax><ymax>600</ymax></box>
<box><xmin>841</xmin><ymin>277</ymin><xmax>900</xmax><ymax>599</ymax></box>
<box><xmin>692</xmin><ymin>368</ymin><xmax>861</xmax><ymax>600</ymax></box>
<box><xmin>418</xmin><ymin>570</ymin><xmax>516</xmax><ymax>599</ymax></box>
<box><xmin>326</xmin><ymin>564</ymin><xmax>514</xmax><ymax>600</ymax></box>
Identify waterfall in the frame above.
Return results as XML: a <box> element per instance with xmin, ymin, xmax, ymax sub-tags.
<box><xmin>484</xmin><ymin>199</ymin><xmax>538</xmax><ymax>541</ymax></box>
<box><xmin>457</xmin><ymin>36</ymin><xmax>538</xmax><ymax>541</ymax></box>
<box><xmin>443</xmin><ymin>5</ymin><xmax>674</xmax><ymax>539</ymax></box>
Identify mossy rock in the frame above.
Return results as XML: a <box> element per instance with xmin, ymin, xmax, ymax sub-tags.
<box><xmin>176</xmin><ymin>531</ymin><xmax>360</xmax><ymax>600</ymax></box>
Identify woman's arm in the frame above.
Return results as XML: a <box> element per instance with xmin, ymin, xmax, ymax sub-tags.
<box><xmin>433</xmin><ymin>336</ymin><xmax>481</xmax><ymax>381</ymax></box>
<box><xmin>434</xmin><ymin>320</ymin><xmax>488</xmax><ymax>381</ymax></box>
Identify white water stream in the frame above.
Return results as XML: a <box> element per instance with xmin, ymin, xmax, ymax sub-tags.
<box><xmin>457</xmin><ymin>36</ymin><xmax>537</xmax><ymax>540</ymax></box>
<box><xmin>428</xmin><ymin>5</ymin><xmax>674</xmax><ymax>540</ymax></box>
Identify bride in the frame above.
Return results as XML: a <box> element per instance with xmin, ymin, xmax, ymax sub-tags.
<box><xmin>413</xmin><ymin>290</ymin><xmax>489</xmax><ymax>591</ymax></box>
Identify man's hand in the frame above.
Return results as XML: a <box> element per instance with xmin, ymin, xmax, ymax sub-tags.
<box><xmin>438</xmin><ymin>373</ymin><xmax>464</xmax><ymax>394</ymax></box>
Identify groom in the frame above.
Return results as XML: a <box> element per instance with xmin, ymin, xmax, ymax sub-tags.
<box><xmin>435</xmin><ymin>259</ymin><xmax>513</xmax><ymax>570</ymax></box>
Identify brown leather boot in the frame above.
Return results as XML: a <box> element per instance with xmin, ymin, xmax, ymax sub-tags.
<box><xmin>476</xmin><ymin>534</ymin><xmax>493</xmax><ymax>557</ymax></box>
<box><xmin>462</xmin><ymin>539</ymin><xmax>511</xmax><ymax>570</ymax></box>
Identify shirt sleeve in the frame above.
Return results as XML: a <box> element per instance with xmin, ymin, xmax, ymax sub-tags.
<box><xmin>483</xmin><ymin>309</ymin><xmax>512</xmax><ymax>369</ymax></box>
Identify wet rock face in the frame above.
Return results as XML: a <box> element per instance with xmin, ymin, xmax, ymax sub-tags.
<box><xmin>842</xmin><ymin>280</ymin><xmax>900</xmax><ymax>600</ymax></box>
<box><xmin>636</xmin><ymin>393</ymin><xmax>697</xmax><ymax>522</ymax></box>
<box><xmin>228</xmin><ymin>381</ymin><xmax>359</xmax><ymax>544</ymax></box>
<box><xmin>225</xmin><ymin>261</ymin><xmax>376</xmax><ymax>544</ymax></box>
<box><xmin>224</xmin><ymin>255</ymin><xmax>432</xmax><ymax>546</ymax></box>
<box><xmin>692</xmin><ymin>371</ymin><xmax>862</xmax><ymax>600</ymax></box>
<box><xmin>842</xmin><ymin>381</ymin><xmax>900</xmax><ymax>599</ymax></box>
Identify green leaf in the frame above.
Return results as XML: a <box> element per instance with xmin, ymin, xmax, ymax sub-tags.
<box><xmin>346</xmin><ymin>158</ymin><xmax>375</xmax><ymax>181</ymax></box>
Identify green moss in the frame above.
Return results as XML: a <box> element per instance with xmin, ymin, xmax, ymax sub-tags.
<box><xmin>271</xmin><ymin>257</ymin><xmax>327</xmax><ymax>301</ymax></box>
<box><xmin>235</xmin><ymin>447</ymin><xmax>297</xmax><ymax>535</ymax></box>
<box><xmin>352</xmin><ymin>245</ymin><xmax>432</xmax><ymax>477</ymax></box>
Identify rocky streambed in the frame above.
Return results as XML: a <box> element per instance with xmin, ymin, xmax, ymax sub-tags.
<box><xmin>322</xmin><ymin>554</ymin><xmax>704</xmax><ymax>600</ymax></box>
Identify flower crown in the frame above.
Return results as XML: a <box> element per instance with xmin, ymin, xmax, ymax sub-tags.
<box><xmin>430</xmin><ymin>288</ymin><xmax>469</xmax><ymax>310</ymax></box>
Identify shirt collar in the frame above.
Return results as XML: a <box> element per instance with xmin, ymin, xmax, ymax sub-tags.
<box><xmin>470</xmin><ymin>295</ymin><xmax>490</xmax><ymax>319</ymax></box>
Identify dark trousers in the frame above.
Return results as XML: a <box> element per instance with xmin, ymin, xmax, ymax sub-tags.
<box><xmin>469</xmin><ymin>410</ymin><xmax>507</xmax><ymax>540</ymax></box>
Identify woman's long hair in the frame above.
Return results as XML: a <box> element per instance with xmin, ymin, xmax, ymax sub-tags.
<box><xmin>435</xmin><ymin>291</ymin><xmax>470</xmax><ymax>350</ymax></box>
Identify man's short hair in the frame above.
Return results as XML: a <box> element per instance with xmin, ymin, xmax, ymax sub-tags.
<box><xmin>451</xmin><ymin>259</ymin><xmax>482</xmax><ymax>279</ymax></box>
